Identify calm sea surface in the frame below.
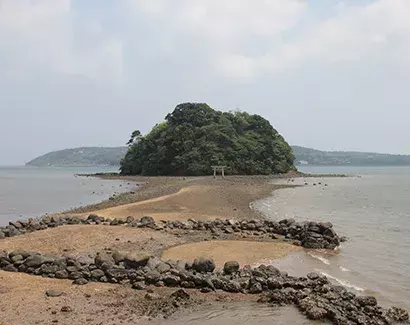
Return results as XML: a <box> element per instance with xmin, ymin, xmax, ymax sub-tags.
<box><xmin>254</xmin><ymin>166</ymin><xmax>410</xmax><ymax>311</ymax></box>
<box><xmin>0</xmin><ymin>166</ymin><xmax>132</xmax><ymax>225</ymax></box>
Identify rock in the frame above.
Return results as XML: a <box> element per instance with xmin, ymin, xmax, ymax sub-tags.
<box><xmin>132</xmin><ymin>281</ymin><xmax>147</xmax><ymax>290</ymax></box>
<box><xmin>73</xmin><ymin>278</ymin><xmax>88</xmax><ymax>285</ymax></box>
<box><xmin>124</xmin><ymin>252</ymin><xmax>151</xmax><ymax>268</ymax></box>
<box><xmin>3</xmin><ymin>264</ymin><xmax>18</xmax><ymax>272</ymax></box>
<box><xmin>386</xmin><ymin>307</ymin><xmax>409</xmax><ymax>322</ymax></box>
<box><xmin>249</xmin><ymin>282</ymin><xmax>263</xmax><ymax>294</ymax></box>
<box><xmin>355</xmin><ymin>296</ymin><xmax>377</xmax><ymax>307</ymax></box>
<box><xmin>126</xmin><ymin>216</ymin><xmax>135</xmax><ymax>223</ymax></box>
<box><xmin>170</xmin><ymin>289</ymin><xmax>190</xmax><ymax>300</ymax></box>
<box><xmin>90</xmin><ymin>269</ymin><xmax>105</xmax><ymax>279</ymax></box>
<box><xmin>306</xmin><ymin>307</ymin><xmax>328</xmax><ymax>320</ymax></box>
<box><xmin>144</xmin><ymin>293</ymin><xmax>160</xmax><ymax>301</ymax></box>
<box><xmin>61</xmin><ymin>306</ymin><xmax>73</xmax><ymax>313</ymax></box>
<box><xmin>200</xmin><ymin>287</ymin><xmax>213</xmax><ymax>293</ymax></box>
<box><xmin>323</xmin><ymin>228</ymin><xmax>337</xmax><ymax>238</ymax></box>
<box><xmin>156</xmin><ymin>262</ymin><xmax>171</xmax><ymax>274</ymax></box>
<box><xmin>25</xmin><ymin>254</ymin><xmax>45</xmax><ymax>267</ymax></box>
<box><xmin>267</xmin><ymin>278</ymin><xmax>283</xmax><ymax>290</ymax></box>
<box><xmin>94</xmin><ymin>253</ymin><xmax>115</xmax><ymax>267</ymax></box>
<box><xmin>192</xmin><ymin>257</ymin><xmax>216</xmax><ymax>273</ymax></box>
<box><xmin>11</xmin><ymin>255</ymin><xmax>24</xmax><ymax>263</ymax></box>
<box><xmin>145</xmin><ymin>270</ymin><xmax>161</xmax><ymax>284</ymax></box>
<box><xmin>110</xmin><ymin>218</ymin><xmax>119</xmax><ymax>226</ymax></box>
<box><xmin>112</xmin><ymin>251</ymin><xmax>126</xmax><ymax>264</ymax></box>
<box><xmin>163</xmin><ymin>275</ymin><xmax>180</xmax><ymax>287</ymax></box>
<box><xmin>76</xmin><ymin>254</ymin><xmax>94</xmax><ymax>265</ymax></box>
<box><xmin>46</xmin><ymin>290</ymin><xmax>64</xmax><ymax>297</ymax></box>
<box><xmin>223</xmin><ymin>261</ymin><xmax>240</xmax><ymax>275</ymax></box>
<box><xmin>0</xmin><ymin>231</ymin><xmax>5</xmax><ymax>239</ymax></box>
<box><xmin>55</xmin><ymin>270</ymin><xmax>69</xmax><ymax>279</ymax></box>
<box><xmin>140</xmin><ymin>216</ymin><xmax>155</xmax><ymax>225</ymax></box>
<box><xmin>222</xmin><ymin>280</ymin><xmax>242</xmax><ymax>293</ymax></box>
<box><xmin>307</xmin><ymin>272</ymin><xmax>320</xmax><ymax>280</ymax></box>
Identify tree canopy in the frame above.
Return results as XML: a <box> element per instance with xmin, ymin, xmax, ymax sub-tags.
<box><xmin>120</xmin><ymin>103</ymin><xmax>295</xmax><ymax>176</ymax></box>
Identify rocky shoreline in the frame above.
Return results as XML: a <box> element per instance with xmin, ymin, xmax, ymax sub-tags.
<box><xmin>1</xmin><ymin>215</ymin><xmax>409</xmax><ymax>324</ymax></box>
<box><xmin>0</xmin><ymin>245</ymin><xmax>408</xmax><ymax>324</ymax></box>
<box><xmin>1</xmin><ymin>215</ymin><xmax>345</xmax><ymax>250</ymax></box>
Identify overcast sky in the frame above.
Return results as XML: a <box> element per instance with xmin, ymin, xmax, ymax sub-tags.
<box><xmin>1</xmin><ymin>0</ymin><xmax>410</xmax><ymax>165</ymax></box>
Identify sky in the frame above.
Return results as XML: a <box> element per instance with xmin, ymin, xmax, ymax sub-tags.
<box><xmin>1</xmin><ymin>0</ymin><xmax>410</xmax><ymax>165</ymax></box>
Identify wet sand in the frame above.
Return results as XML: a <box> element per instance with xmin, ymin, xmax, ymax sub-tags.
<box><xmin>162</xmin><ymin>240</ymin><xmax>301</xmax><ymax>268</ymax></box>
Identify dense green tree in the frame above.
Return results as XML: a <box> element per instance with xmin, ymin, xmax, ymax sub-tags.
<box><xmin>120</xmin><ymin>103</ymin><xmax>295</xmax><ymax>175</ymax></box>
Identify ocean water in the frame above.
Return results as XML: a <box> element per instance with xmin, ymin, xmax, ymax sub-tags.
<box><xmin>0</xmin><ymin>166</ymin><xmax>132</xmax><ymax>225</ymax></box>
<box><xmin>254</xmin><ymin>166</ymin><xmax>410</xmax><ymax>311</ymax></box>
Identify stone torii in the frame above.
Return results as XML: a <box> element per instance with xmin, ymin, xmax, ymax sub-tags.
<box><xmin>211</xmin><ymin>166</ymin><xmax>227</xmax><ymax>178</ymax></box>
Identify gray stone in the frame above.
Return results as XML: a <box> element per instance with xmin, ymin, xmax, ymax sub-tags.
<box><xmin>355</xmin><ymin>296</ymin><xmax>377</xmax><ymax>307</ymax></box>
<box><xmin>73</xmin><ymin>278</ymin><xmax>88</xmax><ymax>285</ymax></box>
<box><xmin>46</xmin><ymin>290</ymin><xmax>64</xmax><ymax>297</ymax></box>
<box><xmin>307</xmin><ymin>272</ymin><xmax>320</xmax><ymax>280</ymax></box>
<box><xmin>249</xmin><ymin>282</ymin><xmax>263</xmax><ymax>294</ymax></box>
<box><xmin>11</xmin><ymin>255</ymin><xmax>24</xmax><ymax>263</ymax></box>
<box><xmin>140</xmin><ymin>216</ymin><xmax>154</xmax><ymax>225</ymax></box>
<box><xmin>156</xmin><ymin>262</ymin><xmax>171</xmax><ymax>274</ymax></box>
<box><xmin>112</xmin><ymin>251</ymin><xmax>126</xmax><ymax>264</ymax></box>
<box><xmin>163</xmin><ymin>275</ymin><xmax>180</xmax><ymax>287</ymax></box>
<box><xmin>132</xmin><ymin>281</ymin><xmax>147</xmax><ymax>290</ymax></box>
<box><xmin>3</xmin><ymin>264</ymin><xmax>18</xmax><ymax>272</ymax></box>
<box><xmin>223</xmin><ymin>261</ymin><xmax>240</xmax><ymax>275</ymax></box>
<box><xmin>94</xmin><ymin>253</ymin><xmax>115</xmax><ymax>267</ymax></box>
<box><xmin>25</xmin><ymin>254</ymin><xmax>45</xmax><ymax>267</ymax></box>
<box><xmin>124</xmin><ymin>252</ymin><xmax>151</xmax><ymax>268</ymax></box>
<box><xmin>55</xmin><ymin>270</ymin><xmax>69</xmax><ymax>279</ymax></box>
<box><xmin>90</xmin><ymin>269</ymin><xmax>105</xmax><ymax>279</ymax></box>
<box><xmin>306</xmin><ymin>307</ymin><xmax>328</xmax><ymax>320</ymax></box>
<box><xmin>192</xmin><ymin>257</ymin><xmax>216</xmax><ymax>273</ymax></box>
<box><xmin>145</xmin><ymin>270</ymin><xmax>161</xmax><ymax>284</ymax></box>
<box><xmin>0</xmin><ymin>231</ymin><xmax>5</xmax><ymax>239</ymax></box>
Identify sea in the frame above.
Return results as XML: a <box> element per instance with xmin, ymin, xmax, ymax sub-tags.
<box><xmin>1</xmin><ymin>165</ymin><xmax>409</xmax><ymax>324</ymax></box>
<box><xmin>0</xmin><ymin>166</ymin><xmax>133</xmax><ymax>224</ymax></box>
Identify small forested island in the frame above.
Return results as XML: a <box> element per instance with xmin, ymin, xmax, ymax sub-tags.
<box><xmin>26</xmin><ymin>147</ymin><xmax>127</xmax><ymax>167</ymax></box>
<box><xmin>120</xmin><ymin>103</ymin><xmax>295</xmax><ymax>176</ymax></box>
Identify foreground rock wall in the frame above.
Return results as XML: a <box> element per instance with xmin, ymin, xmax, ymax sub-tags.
<box><xmin>0</xmin><ymin>250</ymin><xmax>407</xmax><ymax>325</ymax></box>
<box><xmin>1</xmin><ymin>215</ymin><xmax>345</xmax><ymax>250</ymax></box>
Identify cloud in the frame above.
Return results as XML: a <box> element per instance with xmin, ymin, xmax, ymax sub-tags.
<box><xmin>0</xmin><ymin>0</ymin><xmax>123</xmax><ymax>83</ymax></box>
<box><xmin>128</xmin><ymin>0</ymin><xmax>410</xmax><ymax>81</ymax></box>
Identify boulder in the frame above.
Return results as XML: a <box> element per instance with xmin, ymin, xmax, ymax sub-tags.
<box><xmin>25</xmin><ymin>254</ymin><xmax>46</xmax><ymax>267</ymax></box>
<box><xmin>156</xmin><ymin>262</ymin><xmax>171</xmax><ymax>274</ymax></box>
<box><xmin>112</xmin><ymin>251</ymin><xmax>126</xmax><ymax>264</ymax></box>
<box><xmin>355</xmin><ymin>296</ymin><xmax>377</xmax><ymax>307</ymax></box>
<box><xmin>0</xmin><ymin>231</ymin><xmax>5</xmax><ymax>239</ymax></box>
<box><xmin>223</xmin><ymin>261</ymin><xmax>240</xmax><ymax>275</ymax></box>
<box><xmin>192</xmin><ymin>257</ymin><xmax>216</xmax><ymax>273</ymax></box>
<box><xmin>132</xmin><ymin>281</ymin><xmax>147</xmax><ymax>290</ymax></box>
<box><xmin>140</xmin><ymin>216</ymin><xmax>155</xmax><ymax>225</ymax></box>
<box><xmin>123</xmin><ymin>252</ymin><xmax>151</xmax><ymax>268</ymax></box>
<box><xmin>162</xmin><ymin>275</ymin><xmax>180</xmax><ymax>287</ymax></box>
<box><xmin>3</xmin><ymin>264</ymin><xmax>18</xmax><ymax>272</ymax></box>
<box><xmin>73</xmin><ymin>278</ymin><xmax>88</xmax><ymax>285</ymax></box>
<box><xmin>170</xmin><ymin>289</ymin><xmax>190</xmax><ymax>300</ymax></box>
<box><xmin>386</xmin><ymin>307</ymin><xmax>409</xmax><ymax>322</ymax></box>
<box><xmin>306</xmin><ymin>307</ymin><xmax>328</xmax><ymax>320</ymax></box>
<box><xmin>94</xmin><ymin>253</ymin><xmax>115</xmax><ymax>267</ymax></box>
<box><xmin>90</xmin><ymin>269</ymin><xmax>105</xmax><ymax>279</ymax></box>
<box><xmin>55</xmin><ymin>270</ymin><xmax>69</xmax><ymax>279</ymax></box>
<box><xmin>307</xmin><ymin>272</ymin><xmax>320</xmax><ymax>280</ymax></box>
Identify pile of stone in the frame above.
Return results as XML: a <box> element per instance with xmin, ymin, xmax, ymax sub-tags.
<box><xmin>0</xmin><ymin>250</ymin><xmax>407</xmax><ymax>324</ymax></box>
<box><xmin>0</xmin><ymin>215</ymin><xmax>345</xmax><ymax>250</ymax></box>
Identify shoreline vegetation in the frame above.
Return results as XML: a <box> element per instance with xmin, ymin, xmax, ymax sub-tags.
<box><xmin>1</xmin><ymin>174</ymin><xmax>408</xmax><ymax>325</ymax></box>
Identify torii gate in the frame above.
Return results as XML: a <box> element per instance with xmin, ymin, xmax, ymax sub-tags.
<box><xmin>211</xmin><ymin>166</ymin><xmax>226</xmax><ymax>178</ymax></box>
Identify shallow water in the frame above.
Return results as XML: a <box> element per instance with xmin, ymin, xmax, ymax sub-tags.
<box><xmin>254</xmin><ymin>166</ymin><xmax>410</xmax><ymax>310</ymax></box>
<box><xmin>0</xmin><ymin>166</ymin><xmax>133</xmax><ymax>225</ymax></box>
<box><xmin>152</xmin><ymin>303</ymin><xmax>312</xmax><ymax>325</ymax></box>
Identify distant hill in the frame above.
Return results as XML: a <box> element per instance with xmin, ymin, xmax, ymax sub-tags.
<box><xmin>26</xmin><ymin>147</ymin><xmax>128</xmax><ymax>167</ymax></box>
<box><xmin>292</xmin><ymin>146</ymin><xmax>410</xmax><ymax>166</ymax></box>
